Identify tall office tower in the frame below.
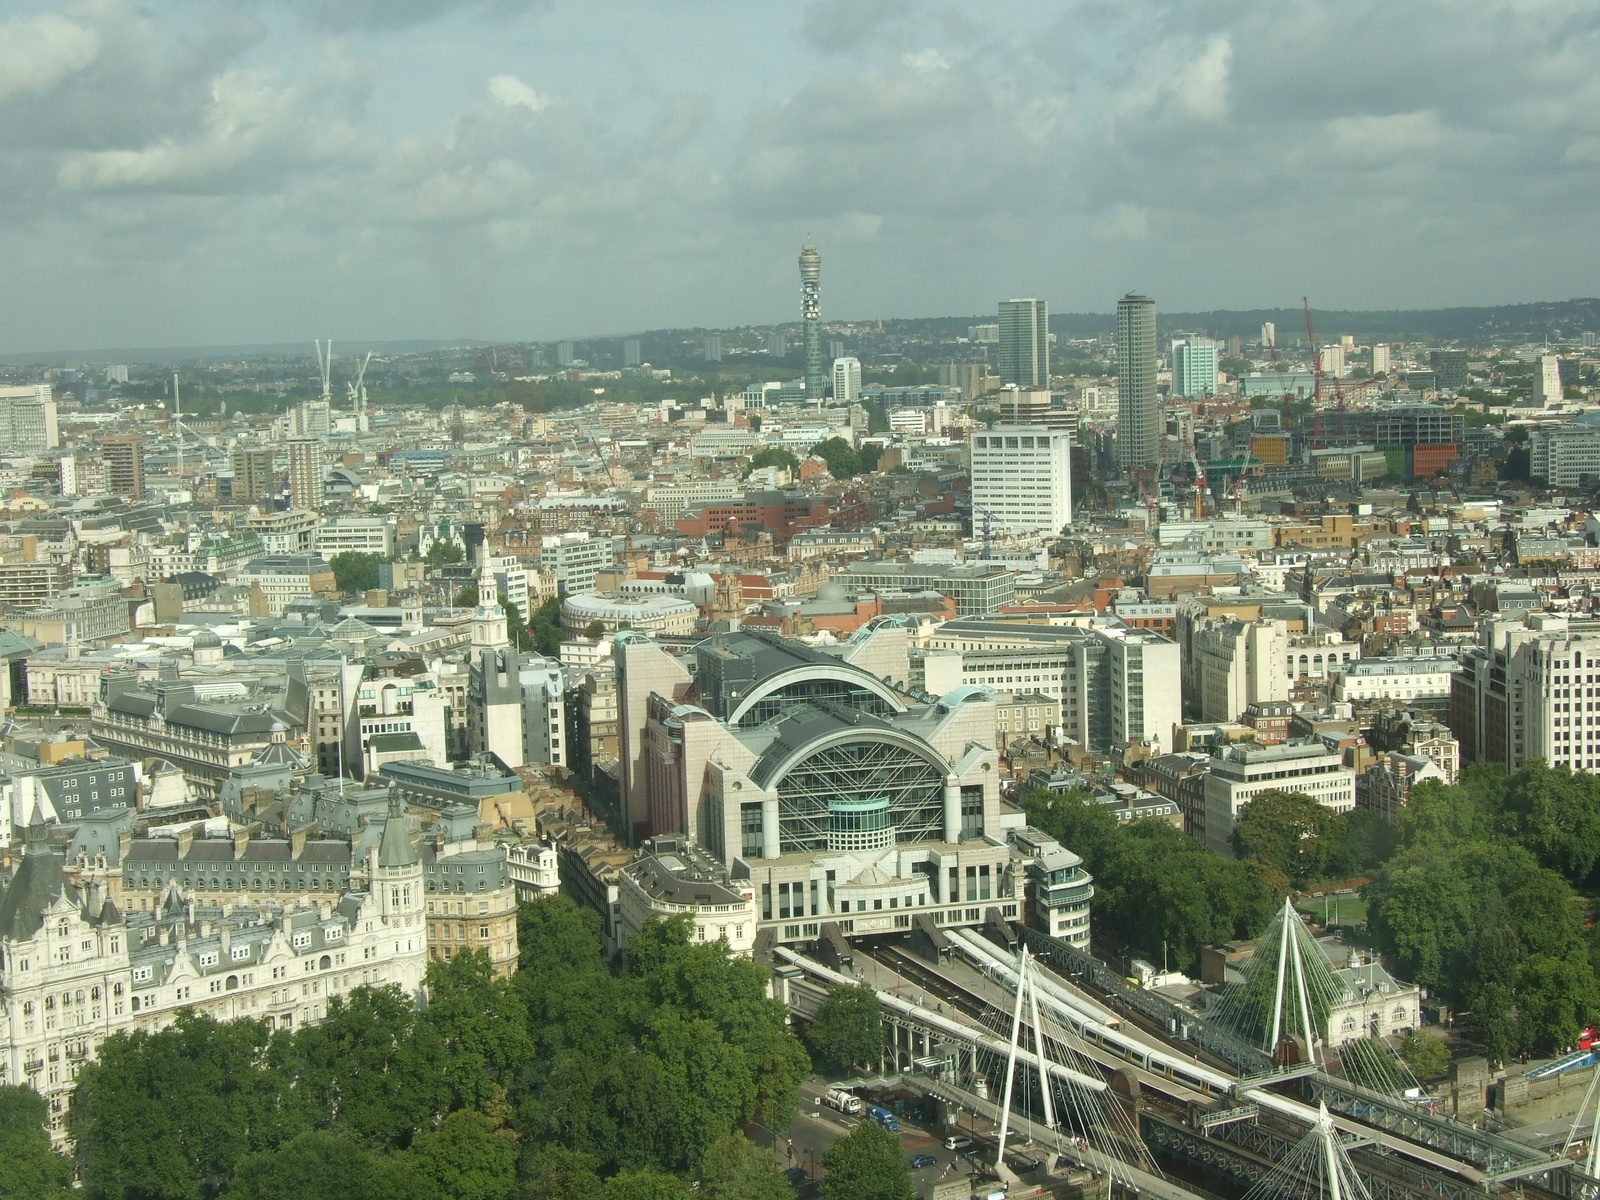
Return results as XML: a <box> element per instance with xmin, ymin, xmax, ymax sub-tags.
<box><xmin>1429</xmin><ymin>348</ymin><xmax>1469</xmax><ymax>391</ymax></box>
<box><xmin>703</xmin><ymin>334</ymin><xmax>722</xmax><ymax>362</ymax></box>
<box><xmin>231</xmin><ymin>446</ymin><xmax>274</xmax><ymax>501</ymax></box>
<box><xmin>288</xmin><ymin>438</ymin><xmax>327</xmax><ymax>512</ymax></box>
<box><xmin>768</xmin><ymin>331</ymin><xmax>787</xmax><ymax>357</ymax></box>
<box><xmin>1585</xmin><ymin>332</ymin><xmax>1598</xmax><ymax>349</ymax></box>
<box><xmin>1536</xmin><ymin>355</ymin><xmax>1563</xmax><ymax>405</ymax></box>
<box><xmin>997</xmin><ymin>299</ymin><xmax>1049</xmax><ymax>386</ymax></box>
<box><xmin>1261</xmin><ymin>322</ymin><xmax>1276</xmax><ymax>348</ymax></box>
<box><xmin>102</xmin><ymin>435</ymin><xmax>145</xmax><ymax>499</ymax></box>
<box><xmin>1372</xmin><ymin>343</ymin><xmax>1391</xmax><ymax>374</ymax></box>
<box><xmin>0</xmin><ymin>385</ymin><xmax>59</xmax><ymax>453</ymax></box>
<box><xmin>1228</xmin><ymin>335</ymin><xmax>1241</xmax><ymax>357</ymax></box>
<box><xmin>1171</xmin><ymin>337</ymin><xmax>1218</xmax><ymax>398</ymax></box>
<box><xmin>799</xmin><ymin>243</ymin><xmax>824</xmax><ymax>400</ymax></box>
<box><xmin>1116</xmin><ymin>294</ymin><xmax>1159</xmax><ymax>471</ymax></box>
<box><xmin>556</xmin><ymin>341</ymin><xmax>574</xmax><ymax>367</ymax></box>
<box><xmin>832</xmin><ymin>356</ymin><xmax>861</xmax><ymax>403</ymax></box>
<box><xmin>971</xmin><ymin>425</ymin><xmax>1073</xmax><ymax>533</ymax></box>
<box><xmin>623</xmin><ymin>338</ymin><xmax>641</xmax><ymax>367</ymax></box>
<box><xmin>829</xmin><ymin>339</ymin><xmax>845</xmax><ymax>361</ymax></box>
<box><xmin>1318</xmin><ymin>345</ymin><xmax>1346</xmax><ymax>378</ymax></box>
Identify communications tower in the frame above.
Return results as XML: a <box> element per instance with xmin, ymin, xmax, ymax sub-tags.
<box><xmin>800</xmin><ymin>242</ymin><xmax>824</xmax><ymax>400</ymax></box>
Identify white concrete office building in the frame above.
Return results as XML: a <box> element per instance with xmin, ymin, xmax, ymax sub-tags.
<box><xmin>1202</xmin><ymin>740</ymin><xmax>1357</xmax><ymax>856</ymax></box>
<box><xmin>970</xmin><ymin>425</ymin><xmax>1072</xmax><ymax>535</ymax></box>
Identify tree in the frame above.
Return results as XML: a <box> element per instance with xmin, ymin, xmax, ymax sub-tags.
<box><xmin>1231</xmin><ymin>790</ymin><xmax>1346</xmax><ymax>886</ymax></box>
<box><xmin>975</xmin><ymin>408</ymin><xmax>1002</xmax><ymax>428</ymax></box>
<box><xmin>744</xmin><ymin>446</ymin><xmax>800</xmax><ymax>478</ymax></box>
<box><xmin>1025</xmin><ymin>786</ymin><xmax>1273</xmax><ymax>971</ymax></box>
<box><xmin>407</xmin><ymin>1109</ymin><xmax>518</xmax><ymax>1200</ymax></box>
<box><xmin>604</xmin><ymin>1169</ymin><xmax>692</xmax><ymax>1200</ymax></box>
<box><xmin>503</xmin><ymin>595</ymin><xmax>538</xmax><ymax>653</ymax></box>
<box><xmin>809</xmin><ymin>437</ymin><xmax>861</xmax><ymax>479</ymax></box>
<box><xmin>330</xmin><ymin>551</ymin><xmax>385</xmax><ymax>595</ymax></box>
<box><xmin>0</xmin><ymin>1085</ymin><xmax>71</xmax><ymax>1200</ymax></box>
<box><xmin>219</xmin><ymin>1131</ymin><xmax>426</xmax><ymax>1200</ymax></box>
<box><xmin>1498</xmin><ymin>762</ymin><xmax>1600</xmax><ymax>883</ymax></box>
<box><xmin>819</xmin><ymin>1121</ymin><xmax>913</xmax><ymax>1200</ymax></box>
<box><xmin>1398</xmin><ymin>1031</ymin><xmax>1450</xmax><ymax>1080</ymax></box>
<box><xmin>858</xmin><ymin>443</ymin><xmax>884</xmax><ymax>473</ymax></box>
<box><xmin>530</xmin><ymin>595</ymin><xmax>566</xmax><ymax>657</ymax></box>
<box><xmin>1516</xmin><ymin>953</ymin><xmax>1600</xmax><ymax>1054</ymax></box>
<box><xmin>696</xmin><ymin>1132</ymin><xmax>791</xmax><ymax>1200</ymax></box>
<box><xmin>584</xmin><ymin>619</ymin><xmax>605</xmax><ymax>640</ymax></box>
<box><xmin>72</xmin><ymin>1012</ymin><xmax>305</xmax><ymax>1200</ymax></box>
<box><xmin>424</xmin><ymin>949</ymin><xmax>536</xmax><ymax>1113</ymax></box>
<box><xmin>806</xmin><ymin>982</ymin><xmax>883</xmax><ymax>1069</ymax></box>
<box><xmin>425</xmin><ymin>540</ymin><xmax>464</xmax><ymax>566</ymax></box>
<box><xmin>454</xmin><ymin>583</ymin><xmax>479</xmax><ymax>608</ymax></box>
<box><xmin>286</xmin><ymin>985</ymin><xmax>451</xmax><ymax>1148</ymax></box>
<box><xmin>518</xmin><ymin>1147</ymin><xmax>605</xmax><ymax>1200</ymax></box>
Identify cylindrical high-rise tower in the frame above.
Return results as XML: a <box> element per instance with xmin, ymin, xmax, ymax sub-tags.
<box><xmin>1116</xmin><ymin>293</ymin><xmax>1159</xmax><ymax>472</ymax></box>
<box><xmin>799</xmin><ymin>242</ymin><xmax>824</xmax><ymax>400</ymax></box>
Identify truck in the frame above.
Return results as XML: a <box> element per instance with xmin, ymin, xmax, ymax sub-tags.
<box><xmin>866</xmin><ymin>1104</ymin><xmax>899</xmax><ymax>1131</ymax></box>
<box><xmin>824</xmin><ymin>1088</ymin><xmax>862</xmax><ymax>1115</ymax></box>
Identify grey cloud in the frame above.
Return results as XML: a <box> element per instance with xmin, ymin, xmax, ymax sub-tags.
<box><xmin>801</xmin><ymin>0</ymin><xmax>914</xmax><ymax>51</ymax></box>
<box><xmin>290</xmin><ymin>0</ymin><xmax>549</xmax><ymax>32</ymax></box>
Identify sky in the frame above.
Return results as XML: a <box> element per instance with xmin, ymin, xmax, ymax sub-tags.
<box><xmin>2</xmin><ymin>0</ymin><xmax>1598</xmax><ymax>352</ymax></box>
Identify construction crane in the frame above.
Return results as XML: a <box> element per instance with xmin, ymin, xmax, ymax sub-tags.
<box><xmin>315</xmin><ymin>339</ymin><xmax>334</xmax><ymax>407</ymax></box>
<box><xmin>346</xmin><ymin>351</ymin><xmax>372</xmax><ymax>433</ymax></box>
<box><xmin>586</xmin><ymin>428</ymin><xmax>618</xmax><ymax>487</ymax></box>
<box><xmin>971</xmin><ymin>502</ymin><xmax>998</xmax><ymax>560</ymax></box>
<box><xmin>1304</xmin><ymin>297</ymin><xmax>1380</xmax><ymax>444</ymax></box>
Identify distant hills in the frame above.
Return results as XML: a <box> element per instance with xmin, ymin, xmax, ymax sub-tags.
<box><xmin>4</xmin><ymin>298</ymin><xmax>1596</xmax><ymax>365</ymax></box>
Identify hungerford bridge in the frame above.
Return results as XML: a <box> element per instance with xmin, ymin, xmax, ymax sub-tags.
<box><xmin>769</xmin><ymin>901</ymin><xmax>1600</xmax><ymax>1200</ymax></box>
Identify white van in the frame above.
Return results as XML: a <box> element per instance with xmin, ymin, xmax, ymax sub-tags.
<box><xmin>824</xmin><ymin>1088</ymin><xmax>863</xmax><ymax>1115</ymax></box>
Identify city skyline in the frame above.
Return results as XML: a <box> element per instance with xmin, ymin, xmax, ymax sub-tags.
<box><xmin>0</xmin><ymin>1</ymin><xmax>1596</xmax><ymax>352</ymax></box>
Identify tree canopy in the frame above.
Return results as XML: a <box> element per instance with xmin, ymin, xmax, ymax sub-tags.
<box><xmin>0</xmin><ymin>1085</ymin><xmax>71</xmax><ymax>1200</ymax></box>
<box><xmin>1022</xmin><ymin>787</ymin><xmax>1275</xmax><ymax>972</ymax></box>
<box><xmin>808</xmin><ymin>437</ymin><xmax>862</xmax><ymax>479</ymax></box>
<box><xmin>806</xmin><ymin>982</ymin><xmax>884</xmax><ymax>1070</ymax></box>
<box><xmin>1362</xmin><ymin>764</ymin><xmax>1600</xmax><ymax>1059</ymax></box>
<box><xmin>68</xmin><ymin>900</ymin><xmax>810</xmax><ymax>1200</ymax></box>
<box><xmin>743</xmin><ymin>446</ymin><xmax>799</xmax><ymax>478</ymax></box>
<box><xmin>328</xmin><ymin>551</ymin><xmax>385</xmax><ymax>595</ymax></box>
<box><xmin>819</xmin><ymin>1121</ymin><xmax>913</xmax><ymax>1200</ymax></box>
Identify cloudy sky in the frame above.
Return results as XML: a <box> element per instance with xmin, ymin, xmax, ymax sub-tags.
<box><xmin>2</xmin><ymin>0</ymin><xmax>1598</xmax><ymax>351</ymax></box>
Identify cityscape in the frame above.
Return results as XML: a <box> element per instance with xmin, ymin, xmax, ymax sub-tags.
<box><xmin>3</xmin><ymin>4</ymin><xmax>1600</xmax><ymax>1200</ymax></box>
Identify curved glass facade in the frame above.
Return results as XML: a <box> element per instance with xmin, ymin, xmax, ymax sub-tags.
<box><xmin>737</xmin><ymin>678</ymin><xmax>900</xmax><ymax>728</ymax></box>
<box><xmin>828</xmin><ymin>796</ymin><xmax>892</xmax><ymax>853</ymax></box>
<box><xmin>775</xmin><ymin>737</ymin><xmax>944</xmax><ymax>854</ymax></box>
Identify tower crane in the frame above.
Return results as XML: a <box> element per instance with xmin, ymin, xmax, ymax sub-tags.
<box><xmin>586</xmin><ymin>428</ymin><xmax>618</xmax><ymax>487</ymax></box>
<box><xmin>315</xmin><ymin>339</ymin><xmax>334</xmax><ymax>407</ymax></box>
<box><xmin>346</xmin><ymin>351</ymin><xmax>372</xmax><ymax>433</ymax></box>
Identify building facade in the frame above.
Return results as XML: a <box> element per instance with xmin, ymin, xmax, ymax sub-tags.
<box><xmin>970</xmin><ymin>425</ymin><xmax>1073</xmax><ymax>535</ymax></box>
<box><xmin>0</xmin><ymin>810</ymin><xmax>428</xmax><ymax>1141</ymax></box>
<box><xmin>1116</xmin><ymin>294</ymin><xmax>1159</xmax><ymax>471</ymax></box>
<box><xmin>1201</xmin><ymin>741</ymin><xmax>1357</xmax><ymax>856</ymax></box>
<box><xmin>998</xmin><ymin>298</ymin><xmax>1049</xmax><ymax>387</ymax></box>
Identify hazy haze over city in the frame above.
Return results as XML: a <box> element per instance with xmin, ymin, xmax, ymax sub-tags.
<box><xmin>3</xmin><ymin>0</ymin><xmax>1599</xmax><ymax>350</ymax></box>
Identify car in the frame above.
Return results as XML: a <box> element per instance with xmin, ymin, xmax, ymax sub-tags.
<box><xmin>944</xmin><ymin>1134</ymin><xmax>975</xmax><ymax>1152</ymax></box>
<box><xmin>910</xmin><ymin>1154</ymin><xmax>937</xmax><ymax>1168</ymax></box>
